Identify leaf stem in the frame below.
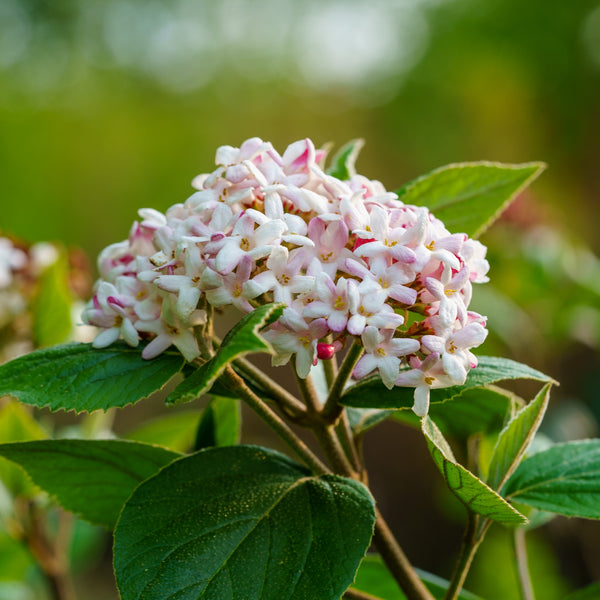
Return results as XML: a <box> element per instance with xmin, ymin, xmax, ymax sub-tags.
<box><xmin>233</xmin><ymin>356</ymin><xmax>307</xmax><ymax>418</ymax></box>
<box><xmin>513</xmin><ymin>528</ymin><xmax>536</xmax><ymax>600</ymax></box>
<box><xmin>344</xmin><ymin>588</ymin><xmax>386</xmax><ymax>600</ymax></box>
<box><xmin>223</xmin><ymin>365</ymin><xmax>329</xmax><ymax>475</ymax></box>
<box><xmin>443</xmin><ymin>514</ymin><xmax>483</xmax><ymax>600</ymax></box>
<box><xmin>372</xmin><ymin>508</ymin><xmax>436</xmax><ymax>600</ymax></box>
<box><xmin>322</xmin><ymin>339</ymin><xmax>363</xmax><ymax>423</ymax></box>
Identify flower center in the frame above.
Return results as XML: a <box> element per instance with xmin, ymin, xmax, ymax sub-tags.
<box><xmin>240</xmin><ymin>238</ymin><xmax>250</xmax><ymax>251</ymax></box>
<box><xmin>333</xmin><ymin>296</ymin><xmax>346</xmax><ymax>310</ymax></box>
<box><xmin>424</xmin><ymin>376</ymin><xmax>435</xmax><ymax>385</ymax></box>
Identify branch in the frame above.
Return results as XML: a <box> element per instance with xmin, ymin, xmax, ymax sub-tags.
<box><xmin>223</xmin><ymin>365</ymin><xmax>329</xmax><ymax>475</ymax></box>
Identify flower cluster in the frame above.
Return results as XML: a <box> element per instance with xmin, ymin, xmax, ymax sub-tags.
<box><xmin>82</xmin><ymin>138</ymin><xmax>489</xmax><ymax>415</ymax></box>
<box><xmin>0</xmin><ymin>236</ymin><xmax>91</xmax><ymax>361</ymax></box>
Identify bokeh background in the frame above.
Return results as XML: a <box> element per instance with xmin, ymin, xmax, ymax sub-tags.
<box><xmin>1</xmin><ymin>0</ymin><xmax>600</xmax><ymax>598</ymax></box>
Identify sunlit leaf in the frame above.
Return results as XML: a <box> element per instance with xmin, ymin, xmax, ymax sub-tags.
<box><xmin>395</xmin><ymin>161</ymin><xmax>545</xmax><ymax>238</ymax></box>
<box><xmin>504</xmin><ymin>440</ymin><xmax>600</xmax><ymax>519</ymax></box>
<box><xmin>422</xmin><ymin>417</ymin><xmax>527</xmax><ymax>524</ymax></box>
<box><xmin>326</xmin><ymin>138</ymin><xmax>364</xmax><ymax>180</ymax></box>
<box><xmin>487</xmin><ymin>383</ymin><xmax>552</xmax><ymax>491</ymax></box>
<box><xmin>0</xmin><ymin>342</ymin><xmax>185</xmax><ymax>413</ymax></box>
<box><xmin>114</xmin><ymin>445</ymin><xmax>375</xmax><ymax>600</ymax></box>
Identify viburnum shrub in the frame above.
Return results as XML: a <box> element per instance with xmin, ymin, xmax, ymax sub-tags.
<box><xmin>0</xmin><ymin>139</ymin><xmax>598</xmax><ymax>600</ymax></box>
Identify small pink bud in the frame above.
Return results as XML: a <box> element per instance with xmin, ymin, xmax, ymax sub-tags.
<box><xmin>317</xmin><ymin>343</ymin><xmax>336</xmax><ymax>360</ymax></box>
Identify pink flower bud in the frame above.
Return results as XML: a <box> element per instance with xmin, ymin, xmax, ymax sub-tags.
<box><xmin>316</xmin><ymin>343</ymin><xmax>336</xmax><ymax>360</ymax></box>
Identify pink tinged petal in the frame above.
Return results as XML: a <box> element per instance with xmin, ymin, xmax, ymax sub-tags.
<box><xmin>442</xmin><ymin>353</ymin><xmax>468</xmax><ymax>384</ymax></box>
<box><xmin>243</xmin><ymin>276</ymin><xmax>273</xmax><ymax>298</ymax></box>
<box><xmin>388</xmin><ymin>338</ymin><xmax>421</xmax><ymax>356</ymax></box>
<box><xmin>281</xmin><ymin>307</ymin><xmax>308</xmax><ymax>332</ymax></box>
<box><xmin>395</xmin><ymin>369</ymin><xmax>426</xmax><ymax>387</ymax></box>
<box><xmin>205</xmin><ymin>287</ymin><xmax>233</xmax><ymax>307</ymax></box>
<box><xmin>353</xmin><ymin>354</ymin><xmax>378</xmax><ymax>380</ymax></box>
<box><xmin>154</xmin><ymin>275</ymin><xmax>191</xmax><ymax>293</ymax></box>
<box><xmin>412</xmin><ymin>386</ymin><xmax>430</xmax><ymax>417</ymax></box>
<box><xmin>303</xmin><ymin>301</ymin><xmax>331</xmax><ymax>319</ymax></box>
<box><xmin>176</xmin><ymin>287</ymin><xmax>201</xmax><ymax>321</ymax></box>
<box><xmin>388</xmin><ymin>285</ymin><xmax>418</xmax><ymax>305</ymax></box>
<box><xmin>215</xmin><ymin>243</ymin><xmax>245</xmax><ymax>275</ymax></box>
<box><xmin>327</xmin><ymin>310</ymin><xmax>348</xmax><ymax>332</ymax></box>
<box><xmin>135</xmin><ymin>298</ymin><xmax>161</xmax><ymax>320</ymax></box>
<box><xmin>347</xmin><ymin>314</ymin><xmax>367</xmax><ymax>336</ymax></box>
<box><xmin>288</xmin><ymin>276</ymin><xmax>315</xmax><ymax>294</ymax></box>
<box><xmin>142</xmin><ymin>334</ymin><xmax>173</xmax><ymax>359</ymax></box>
<box><xmin>93</xmin><ymin>328</ymin><xmax>121</xmax><ymax>348</ymax></box>
<box><xmin>453</xmin><ymin>323</ymin><xmax>488</xmax><ymax>348</ymax></box>
<box><xmin>361</xmin><ymin>326</ymin><xmax>382</xmax><ymax>353</ymax></box>
<box><xmin>173</xmin><ymin>330</ymin><xmax>201</xmax><ymax>362</ymax></box>
<box><xmin>421</xmin><ymin>335</ymin><xmax>445</xmax><ymax>354</ymax></box>
<box><xmin>121</xmin><ymin>319</ymin><xmax>140</xmax><ymax>347</ymax></box>
<box><xmin>438</xmin><ymin>298</ymin><xmax>458</xmax><ymax>328</ymax></box>
<box><xmin>295</xmin><ymin>346</ymin><xmax>315</xmax><ymax>378</ymax></box>
<box><xmin>308</xmin><ymin>318</ymin><xmax>329</xmax><ymax>339</ymax></box>
<box><xmin>379</xmin><ymin>356</ymin><xmax>401</xmax><ymax>390</ymax></box>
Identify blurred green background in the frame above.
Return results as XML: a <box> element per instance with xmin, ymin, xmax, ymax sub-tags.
<box><xmin>1</xmin><ymin>0</ymin><xmax>600</xmax><ymax>598</ymax></box>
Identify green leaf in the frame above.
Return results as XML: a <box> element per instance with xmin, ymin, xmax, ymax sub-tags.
<box><xmin>0</xmin><ymin>342</ymin><xmax>185</xmax><ymax>413</ymax></box>
<box><xmin>194</xmin><ymin>395</ymin><xmax>241</xmax><ymax>450</ymax></box>
<box><xmin>0</xmin><ymin>401</ymin><xmax>47</xmax><ymax>497</ymax></box>
<box><xmin>166</xmin><ymin>303</ymin><xmax>284</xmax><ymax>405</ymax></box>
<box><xmin>395</xmin><ymin>161</ymin><xmax>545</xmax><ymax>238</ymax></box>
<box><xmin>342</xmin><ymin>356</ymin><xmax>554</xmax><ymax>409</ymax></box>
<box><xmin>114</xmin><ymin>445</ymin><xmax>375</xmax><ymax>600</ymax></box>
<box><xmin>0</xmin><ymin>439</ymin><xmax>180</xmax><ymax>528</ymax></box>
<box><xmin>487</xmin><ymin>383</ymin><xmax>552</xmax><ymax>491</ymax></box>
<box><xmin>563</xmin><ymin>581</ymin><xmax>600</xmax><ymax>600</ymax></box>
<box><xmin>422</xmin><ymin>417</ymin><xmax>527</xmax><ymax>524</ymax></box>
<box><xmin>326</xmin><ymin>139</ymin><xmax>364</xmax><ymax>180</ymax></box>
<box><xmin>347</xmin><ymin>408</ymin><xmax>395</xmax><ymax>436</ymax></box>
<box><xmin>125</xmin><ymin>411</ymin><xmax>202</xmax><ymax>453</ymax></box>
<box><xmin>31</xmin><ymin>250</ymin><xmax>73</xmax><ymax>347</ymax></box>
<box><xmin>503</xmin><ymin>440</ymin><xmax>600</xmax><ymax>519</ymax></box>
<box><xmin>392</xmin><ymin>386</ymin><xmax>517</xmax><ymax>439</ymax></box>
<box><xmin>351</xmin><ymin>554</ymin><xmax>482</xmax><ymax>600</ymax></box>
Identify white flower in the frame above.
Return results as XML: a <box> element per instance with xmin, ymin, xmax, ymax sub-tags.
<box><xmin>354</xmin><ymin>326</ymin><xmax>420</xmax><ymax>389</ymax></box>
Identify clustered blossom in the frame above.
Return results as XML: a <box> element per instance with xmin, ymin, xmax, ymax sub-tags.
<box><xmin>82</xmin><ymin>138</ymin><xmax>490</xmax><ymax>416</ymax></box>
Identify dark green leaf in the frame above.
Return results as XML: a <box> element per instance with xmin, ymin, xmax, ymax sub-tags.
<box><xmin>0</xmin><ymin>439</ymin><xmax>180</xmax><ymax>528</ymax></box>
<box><xmin>422</xmin><ymin>417</ymin><xmax>527</xmax><ymax>524</ymax></box>
<box><xmin>32</xmin><ymin>250</ymin><xmax>73</xmax><ymax>347</ymax></box>
<box><xmin>194</xmin><ymin>395</ymin><xmax>241</xmax><ymax>450</ymax></box>
<box><xmin>326</xmin><ymin>139</ymin><xmax>364</xmax><ymax>180</ymax></box>
<box><xmin>487</xmin><ymin>383</ymin><xmax>552</xmax><ymax>491</ymax></box>
<box><xmin>114</xmin><ymin>445</ymin><xmax>375</xmax><ymax>600</ymax></box>
<box><xmin>351</xmin><ymin>554</ymin><xmax>482</xmax><ymax>600</ymax></box>
<box><xmin>125</xmin><ymin>411</ymin><xmax>202</xmax><ymax>453</ymax></box>
<box><xmin>341</xmin><ymin>356</ymin><xmax>554</xmax><ymax>409</ymax></box>
<box><xmin>0</xmin><ymin>342</ymin><xmax>185</xmax><ymax>413</ymax></box>
<box><xmin>395</xmin><ymin>161</ymin><xmax>545</xmax><ymax>238</ymax></box>
<box><xmin>392</xmin><ymin>386</ymin><xmax>517</xmax><ymax>439</ymax></box>
<box><xmin>503</xmin><ymin>440</ymin><xmax>600</xmax><ymax>519</ymax></box>
<box><xmin>166</xmin><ymin>303</ymin><xmax>284</xmax><ymax>405</ymax></box>
<box><xmin>562</xmin><ymin>581</ymin><xmax>600</xmax><ymax>600</ymax></box>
